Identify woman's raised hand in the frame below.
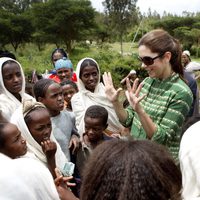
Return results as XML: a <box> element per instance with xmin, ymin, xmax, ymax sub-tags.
<box><xmin>103</xmin><ymin>72</ymin><xmax>122</xmax><ymax>103</ymax></box>
<box><xmin>125</xmin><ymin>78</ymin><xmax>146</xmax><ymax>113</ymax></box>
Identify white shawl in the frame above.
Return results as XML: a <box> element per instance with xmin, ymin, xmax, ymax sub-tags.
<box><xmin>0</xmin><ymin>57</ymin><xmax>33</xmax><ymax>121</ymax></box>
<box><xmin>71</xmin><ymin>57</ymin><xmax>121</xmax><ymax>136</ymax></box>
<box><xmin>0</xmin><ymin>154</ymin><xmax>60</xmax><ymax>200</ymax></box>
<box><xmin>11</xmin><ymin>102</ymin><xmax>68</xmax><ymax>171</ymax></box>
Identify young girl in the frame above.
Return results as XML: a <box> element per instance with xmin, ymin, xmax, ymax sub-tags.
<box><xmin>71</xmin><ymin>58</ymin><xmax>123</xmax><ymax>137</ymax></box>
<box><xmin>0</xmin><ymin>57</ymin><xmax>34</xmax><ymax>121</ymax></box>
<box><xmin>60</xmin><ymin>80</ymin><xmax>78</xmax><ymax>111</ymax></box>
<box><xmin>0</xmin><ymin>122</ymin><xmax>27</xmax><ymax>159</ymax></box>
<box><xmin>11</xmin><ymin>99</ymin><xmax>70</xmax><ymax>178</ymax></box>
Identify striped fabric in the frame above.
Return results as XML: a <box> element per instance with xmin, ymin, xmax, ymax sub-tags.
<box><xmin>124</xmin><ymin>73</ymin><xmax>193</xmax><ymax>162</ymax></box>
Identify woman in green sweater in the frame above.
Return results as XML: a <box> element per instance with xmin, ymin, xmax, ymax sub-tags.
<box><xmin>103</xmin><ymin>29</ymin><xmax>193</xmax><ymax>162</ymax></box>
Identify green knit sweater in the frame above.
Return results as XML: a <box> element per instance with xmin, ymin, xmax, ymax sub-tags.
<box><xmin>123</xmin><ymin>73</ymin><xmax>193</xmax><ymax>162</ymax></box>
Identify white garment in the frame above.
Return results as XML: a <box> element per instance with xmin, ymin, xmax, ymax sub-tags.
<box><xmin>71</xmin><ymin>57</ymin><xmax>122</xmax><ymax>136</ymax></box>
<box><xmin>11</xmin><ymin>104</ymin><xmax>68</xmax><ymax>172</ymax></box>
<box><xmin>185</xmin><ymin>61</ymin><xmax>200</xmax><ymax>78</ymax></box>
<box><xmin>179</xmin><ymin>121</ymin><xmax>200</xmax><ymax>199</ymax></box>
<box><xmin>0</xmin><ymin>153</ymin><xmax>60</xmax><ymax>200</ymax></box>
<box><xmin>0</xmin><ymin>57</ymin><xmax>34</xmax><ymax>121</ymax></box>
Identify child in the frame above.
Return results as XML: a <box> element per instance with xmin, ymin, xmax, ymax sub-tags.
<box><xmin>11</xmin><ymin>100</ymin><xmax>69</xmax><ymax>179</ymax></box>
<box><xmin>0</xmin><ymin>57</ymin><xmax>34</xmax><ymax>121</ymax></box>
<box><xmin>0</xmin><ymin>122</ymin><xmax>27</xmax><ymax>159</ymax></box>
<box><xmin>33</xmin><ymin>79</ymin><xmax>80</xmax><ymax>161</ymax></box>
<box><xmin>60</xmin><ymin>80</ymin><xmax>78</xmax><ymax>111</ymax></box>
<box><xmin>76</xmin><ymin>105</ymin><xmax>112</xmax><ymax>176</ymax></box>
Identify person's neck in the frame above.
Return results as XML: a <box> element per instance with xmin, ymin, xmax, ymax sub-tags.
<box><xmin>49</xmin><ymin>109</ymin><xmax>61</xmax><ymax>117</ymax></box>
<box><xmin>13</xmin><ymin>93</ymin><xmax>22</xmax><ymax>102</ymax></box>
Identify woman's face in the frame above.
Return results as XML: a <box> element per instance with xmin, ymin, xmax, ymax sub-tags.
<box><xmin>2</xmin><ymin>62</ymin><xmax>23</xmax><ymax>94</ymax></box>
<box><xmin>52</xmin><ymin>52</ymin><xmax>63</xmax><ymax>66</ymax></box>
<box><xmin>138</xmin><ymin>45</ymin><xmax>169</xmax><ymax>79</ymax></box>
<box><xmin>80</xmin><ymin>65</ymin><xmax>99</xmax><ymax>92</ymax></box>
<box><xmin>26</xmin><ymin>109</ymin><xmax>52</xmax><ymax>145</ymax></box>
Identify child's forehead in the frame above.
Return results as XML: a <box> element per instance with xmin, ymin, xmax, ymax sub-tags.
<box><xmin>84</xmin><ymin>116</ymin><xmax>103</xmax><ymax>124</ymax></box>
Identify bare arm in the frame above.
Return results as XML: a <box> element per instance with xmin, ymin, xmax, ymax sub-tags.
<box><xmin>41</xmin><ymin>140</ymin><xmax>57</xmax><ymax>179</ymax></box>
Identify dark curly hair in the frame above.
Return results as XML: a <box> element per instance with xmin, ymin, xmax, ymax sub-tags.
<box><xmin>80</xmin><ymin>139</ymin><xmax>182</xmax><ymax>200</ymax></box>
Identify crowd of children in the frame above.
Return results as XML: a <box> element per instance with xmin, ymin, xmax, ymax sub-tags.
<box><xmin>0</xmin><ymin>29</ymin><xmax>200</xmax><ymax>200</ymax></box>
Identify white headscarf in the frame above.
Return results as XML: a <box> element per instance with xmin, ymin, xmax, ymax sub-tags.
<box><xmin>0</xmin><ymin>57</ymin><xmax>33</xmax><ymax>121</ymax></box>
<box><xmin>11</xmin><ymin>99</ymin><xmax>68</xmax><ymax>171</ymax></box>
<box><xmin>0</xmin><ymin>153</ymin><xmax>60</xmax><ymax>200</ymax></box>
<box><xmin>71</xmin><ymin>57</ymin><xmax>121</xmax><ymax>136</ymax></box>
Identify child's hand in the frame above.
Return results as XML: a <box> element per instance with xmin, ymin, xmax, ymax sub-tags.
<box><xmin>54</xmin><ymin>168</ymin><xmax>78</xmax><ymax>200</ymax></box>
<box><xmin>69</xmin><ymin>135</ymin><xmax>80</xmax><ymax>154</ymax></box>
<box><xmin>41</xmin><ymin>140</ymin><xmax>57</xmax><ymax>159</ymax></box>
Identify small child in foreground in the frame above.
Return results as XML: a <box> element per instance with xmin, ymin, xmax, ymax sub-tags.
<box><xmin>0</xmin><ymin>122</ymin><xmax>27</xmax><ymax>159</ymax></box>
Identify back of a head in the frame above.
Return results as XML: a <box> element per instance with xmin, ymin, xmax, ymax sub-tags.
<box><xmin>80</xmin><ymin>139</ymin><xmax>181</xmax><ymax>200</ymax></box>
<box><xmin>139</xmin><ymin>29</ymin><xmax>183</xmax><ymax>76</ymax></box>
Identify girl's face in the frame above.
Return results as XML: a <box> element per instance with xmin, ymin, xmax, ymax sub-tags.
<box><xmin>26</xmin><ymin>109</ymin><xmax>52</xmax><ymax>145</ymax></box>
<box><xmin>2</xmin><ymin>62</ymin><xmax>23</xmax><ymax>94</ymax></box>
<box><xmin>52</xmin><ymin>52</ymin><xmax>63</xmax><ymax>66</ymax></box>
<box><xmin>138</xmin><ymin>45</ymin><xmax>170</xmax><ymax>79</ymax></box>
<box><xmin>1</xmin><ymin>123</ymin><xmax>27</xmax><ymax>159</ymax></box>
<box><xmin>40</xmin><ymin>83</ymin><xmax>64</xmax><ymax>115</ymax></box>
<box><xmin>62</xmin><ymin>84</ymin><xmax>77</xmax><ymax>107</ymax></box>
<box><xmin>80</xmin><ymin>65</ymin><xmax>99</xmax><ymax>92</ymax></box>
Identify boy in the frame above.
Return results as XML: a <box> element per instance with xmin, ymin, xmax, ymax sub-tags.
<box><xmin>33</xmin><ymin>79</ymin><xmax>80</xmax><ymax>161</ymax></box>
<box><xmin>0</xmin><ymin>122</ymin><xmax>27</xmax><ymax>159</ymax></box>
<box><xmin>76</xmin><ymin>105</ymin><xmax>112</xmax><ymax>176</ymax></box>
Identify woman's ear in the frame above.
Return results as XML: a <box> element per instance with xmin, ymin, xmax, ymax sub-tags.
<box><xmin>164</xmin><ymin>51</ymin><xmax>172</xmax><ymax>62</ymax></box>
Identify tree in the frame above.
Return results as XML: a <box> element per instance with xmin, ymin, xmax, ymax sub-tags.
<box><xmin>32</xmin><ymin>0</ymin><xmax>96</xmax><ymax>53</ymax></box>
<box><xmin>103</xmin><ymin>0</ymin><xmax>138</xmax><ymax>55</ymax></box>
<box><xmin>0</xmin><ymin>3</ymin><xmax>34</xmax><ymax>51</ymax></box>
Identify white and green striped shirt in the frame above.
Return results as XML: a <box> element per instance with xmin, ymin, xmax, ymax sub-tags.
<box><xmin>124</xmin><ymin>73</ymin><xmax>193</xmax><ymax>162</ymax></box>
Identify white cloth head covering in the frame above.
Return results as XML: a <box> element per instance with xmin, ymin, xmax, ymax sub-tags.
<box><xmin>0</xmin><ymin>153</ymin><xmax>60</xmax><ymax>200</ymax></box>
<box><xmin>182</xmin><ymin>50</ymin><xmax>191</xmax><ymax>57</ymax></box>
<box><xmin>71</xmin><ymin>57</ymin><xmax>122</xmax><ymax>136</ymax></box>
<box><xmin>11</xmin><ymin>99</ymin><xmax>68</xmax><ymax>171</ymax></box>
<box><xmin>0</xmin><ymin>57</ymin><xmax>33</xmax><ymax>121</ymax></box>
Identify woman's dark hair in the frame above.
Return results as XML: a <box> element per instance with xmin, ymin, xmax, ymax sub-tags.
<box><xmin>84</xmin><ymin>105</ymin><xmax>108</xmax><ymax>127</ymax></box>
<box><xmin>33</xmin><ymin>79</ymin><xmax>55</xmax><ymax>101</ymax></box>
<box><xmin>60</xmin><ymin>80</ymin><xmax>78</xmax><ymax>92</ymax></box>
<box><xmin>81</xmin><ymin>139</ymin><xmax>182</xmax><ymax>200</ymax></box>
<box><xmin>0</xmin><ymin>50</ymin><xmax>16</xmax><ymax>60</ymax></box>
<box><xmin>51</xmin><ymin>48</ymin><xmax>68</xmax><ymax>61</ymax></box>
<box><xmin>79</xmin><ymin>59</ymin><xmax>99</xmax><ymax>79</ymax></box>
<box><xmin>139</xmin><ymin>29</ymin><xmax>183</xmax><ymax>77</ymax></box>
